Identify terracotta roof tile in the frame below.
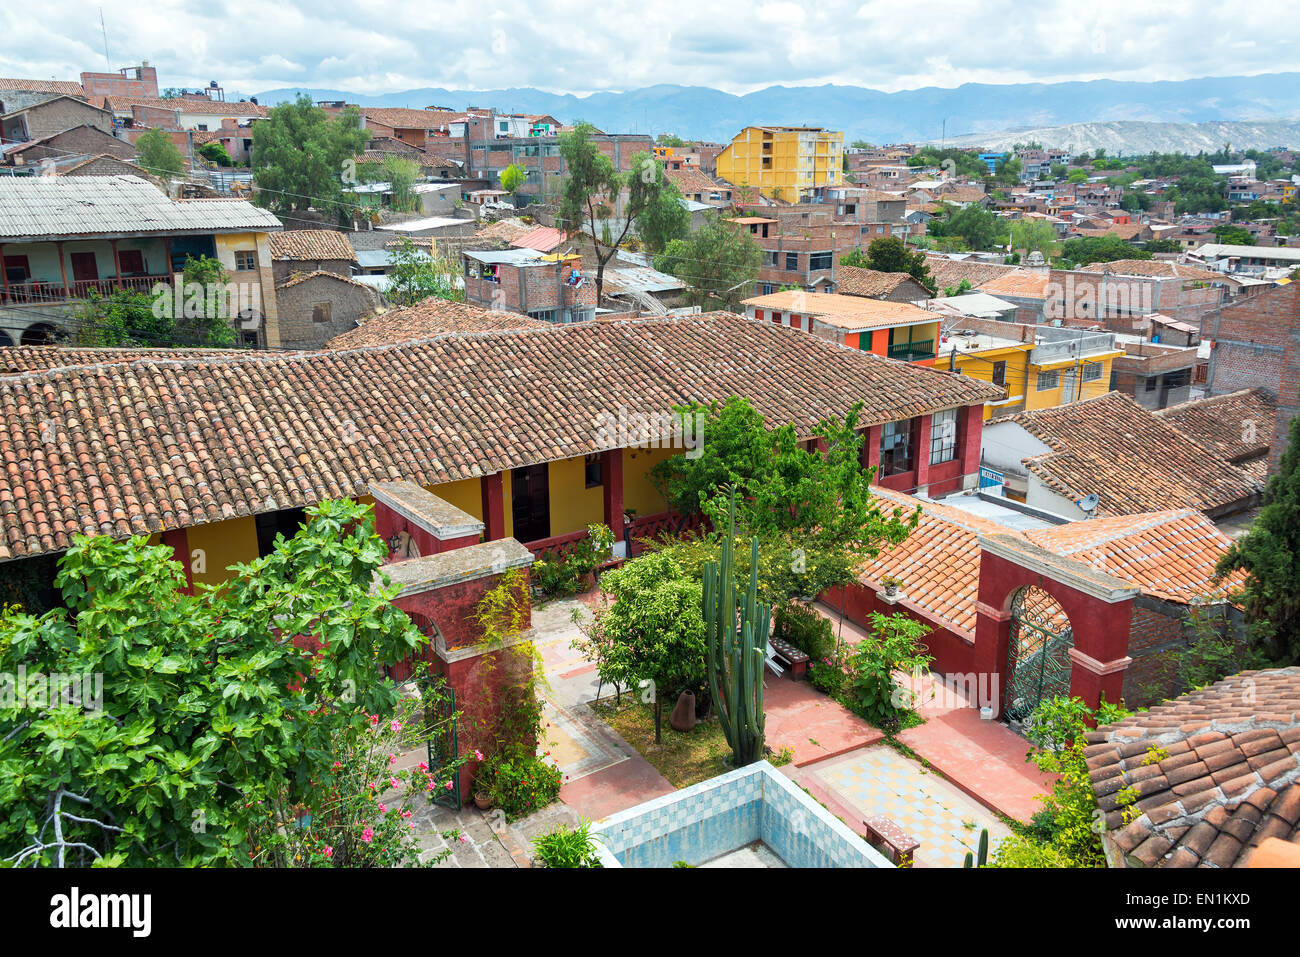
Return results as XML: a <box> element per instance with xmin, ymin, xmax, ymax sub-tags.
<box><xmin>835</xmin><ymin>266</ymin><xmax>927</xmax><ymax>299</ymax></box>
<box><xmin>1154</xmin><ymin>389</ymin><xmax>1276</xmax><ymax>470</ymax></box>
<box><xmin>0</xmin><ymin>313</ymin><xmax>1000</xmax><ymax>561</ymax></box>
<box><xmin>267</xmin><ymin>229</ymin><xmax>357</xmax><ymax>262</ymax></box>
<box><xmin>325</xmin><ymin>299</ymin><xmax>545</xmax><ymax>349</ymax></box>
<box><xmin>994</xmin><ymin>391</ymin><xmax>1263</xmax><ymax>517</ymax></box>
<box><xmin>1086</xmin><ymin>668</ymin><xmax>1300</xmax><ymax>867</ymax></box>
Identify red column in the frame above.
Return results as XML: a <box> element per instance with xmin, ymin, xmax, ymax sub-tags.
<box><xmin>959</xmin><ymin>404</ymin><xmax>984</xmax><ymax>481</ymax></box>
<box><xmin>863</xmin><ymin>425</ymin><xmax>881</xmax><ymax>474</ymax></box>
<box><xmin>601</xmin><ymin>448</ymin><xmax>623</xmax><ymax>532</ymax></box>
<box><xmin>914</xmin><ymin>414</ymin><xmax>932</xmax><ymax>492</ymax></box>
<box><xmin>162</xmin><ymin>528</ymin><xmax>194</xmax><ymax>594</ymax></box>
<box><xmin>481</xmin><ymin>472</ymin><xmax>506</xmax><ymax>541</ymax></box>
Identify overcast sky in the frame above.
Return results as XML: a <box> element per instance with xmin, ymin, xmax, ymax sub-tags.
<box><xmin>2</xmin><ymin>0</ymin><xmax>1296</xmax><ymax>97</ymax></box>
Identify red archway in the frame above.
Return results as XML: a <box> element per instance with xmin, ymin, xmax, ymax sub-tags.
<box><xmin>974</xmin><ymin>534</ymin><xmax>1138</xmax><ymax>718</ymax></box>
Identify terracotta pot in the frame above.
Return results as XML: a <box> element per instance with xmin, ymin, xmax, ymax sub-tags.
<box><xmin>473</xmin><ymin>792</ymin><xmax>492</xmax><ymax>810</ymax></box>
<box><xmin>670</xmin><ymin>689</ymin><xmax>697</xmax><ymax>733</ymax></box>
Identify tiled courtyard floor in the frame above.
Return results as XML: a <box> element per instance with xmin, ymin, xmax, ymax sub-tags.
<box><xmin>790</xmin><ymin>745</ymin><xmax>1012</xmax><ymax>868</ymax></box>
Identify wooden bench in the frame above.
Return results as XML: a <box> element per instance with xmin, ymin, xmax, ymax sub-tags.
<box><xmin>863</xmin><ymin>816</ymin><xmax>920</xmax><ymax>868</ymax></box>
<box><xmin>767</xmin><ymin>637</ymin><xmax>809</xmax><ymax>680</ymax></box>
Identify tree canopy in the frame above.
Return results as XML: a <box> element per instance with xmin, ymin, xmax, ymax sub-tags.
<box><xmin>252</xmin><ymin>94</ymin><xmax>371</xmax><ymax>219</ymax></box>
<box><xmin>134</xmin><ymin>128</ymin><xmax>187</xmax><ymax>179</ymax></box>
<box><xmin>653</xmin><ymin>215</ymin><xmax>761</xmax><ymax>310</ymax></box>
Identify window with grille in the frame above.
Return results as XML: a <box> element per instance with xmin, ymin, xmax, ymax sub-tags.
<box><xmin>879</xmin><ymin>420</ymin><xmax>915</xmax><ymax>476</ymax></box>
<box><xmin>1082</xmin><ymin>361</ymin><xmax>1102</xmax><ymax>381</ymax></box>
<box><xmin>785</xmin><ymin>252</ymin><xmax>799</xmax><ymax>271</ymax></box>
<box><xmin>234</xmin><ymin>250</ymin><xmax>258</xmax><ymax>271</ymax></box>
<box><xmin>1036</xmin><ymin>370</ymin><xmax>1059</xmax><ymax>391</ymax></box>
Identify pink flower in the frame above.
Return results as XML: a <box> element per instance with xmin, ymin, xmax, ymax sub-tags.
<box><xmin>458</xmin><ymin>835</ymin><xmax>467</xmax><ymax>843</ymax></box>
<box><xmin>444</xmin><ymin>781</ymin><xmax>453</xmax><ymax>790</ymax></box>
<box><xmin>388</xmin><ymin>754</ymin><xmax>397</xmax><ymax>765</ymax></box>
<box><xmin>390</xmin><ymin>719</ymin><xmax>402</xmax><ymax>732</ymax></box>
<box><xmin>332</xmin><ymin>761</ymin><xmax>342</xmax><ymax>769</ymax></box>
<box><xmin>369</xmin><ymin>714</ymin><xmax>379</xmax><ymax>727</ymax></box>
<box><xmin>361</xmin><ymin>828</ymin><xmax>374</xmax><ymax>843</ymax></box>
<box><xmin>378</xmin><ymin>803</ymin><xmax>387</xmax><ymax>814</ymax></box>
<box><xmin>368</xmin><ymin>781</ymin><xmax>378</xmax><ymax>792</ymax></box>
<box><xmin>426</xmin><ymin>780</ymin><xmax>435</xmax><ymax>792</ymax></box>
<box><xmin>474</xmin><ymin>749</ymin><xmax>484</xmax><ymax>762</ymax></box>
<box><xmin>418</xmin><ymin>761</ymin><xmax>429</xmax><ymax>772</ymax></box>
<box><xmin>390</xmin><ymin>776</ymin><xmax>400</xmax><ymax>789</ymax></box>
<box><xmin>324</xmin><ymin>845</ymin><xmax>334</xmax><ymax>859</ymax></box>
<box><xmin>402</xmin><ymin>810</ymin><xmax>412</xmax><ymax>819</ymax></box>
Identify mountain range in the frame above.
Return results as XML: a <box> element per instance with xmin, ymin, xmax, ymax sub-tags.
<box><xmin>248</xmin><ymin>73</ymin><xmax>1300</xmax><ymax>150</ymax></box>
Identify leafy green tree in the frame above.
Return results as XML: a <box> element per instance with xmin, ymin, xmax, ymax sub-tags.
<box><xmin>1211</xmin><ymin>224</ymin><xmax>1256</xmax><ymax>246</ymax></box>
<box><xmin>840</xmin><ymin>613</ymin><xmax>932</xmax><ymax>730</ymax></box>
<box><xmin>1144</xmin><ymin>238</ymin><xmax>1183</xmax><ymax>253</ymax></box>
<box><xmin>1067</xmin><ymin>169</ymin><xmax>1090</xmax><ymax>185</ymax></box>
<box><xmin>931</xmin><ymin>203</ymin><xmax>1009</xmax><ymax>252</ymax></box>
<box><xmin>1216</xmin><ymin>407</ymin><xmax>1300</xmax><ymax>663</ymax></box>
<box><xmin>381</xmin><ymin>156</ymin><xmax>420</xmax><ymax>213</ymax></box>
<box><xmin>134</xmin><ymin>128</ymin><xmax>187</xmax><ymax>179</ymax></box>
<box><xmin>578</xmin><ymin>550</ymin><xmax>707</xmax><ymax>743</ymax></box>
<box><xmin>632</xmin><ymin>160</ymin><xmax>688</xmax><ymax>255</ymax></box>
<box><xmin>499</xmin><ymin>161</ymin><xmax>527</xmax><ymax>200</ymax></box>
<box><xmin>656</xmin><ymin>133</ymin><xmax>686</xmax><ymax>148</ymax></box>
<box><xmin>1009</xmin><ymin>218</ymin><xmax>1057</xmax><ymax>257</ymax></box>
<box><xmin>197</xmin><ymin>141</ymin><xmax>234</xmax><ymax>168</ymax></box>
<box><xmin>653</xmin><ymin>215</ymin><xmax>761</xmax><ymax>309</ymax></box>
<box><xmin>1061</xmin><ymin>235</ymin><xmax>1150</xmax><ymax>266</ymax></box>
<box><xmin>0</xmin><ymin>499</ymin><xmax>437</xmax><ymax>867</ymax></box>
<box><xmin>71</xmin><ymin>289</ymin><xmax>171</xmax><ymax>347</ymax></box>
<box><xmin>992</xmin><ymin>154</ymin><xmax>1022</xmax><ymax>186</ymax></box>
<box><xmin>252</xmin><ymin>94</ymin><xmax>371</xmax><ymax>220</ymax></box>
<box><xmin>843</xmin><ymin>236</ymin><xmax>937</xmax><ymax>292</ymax></box>
<box><xmin>556</xmin><ymin>125</ymin><xmax>676</xmax><ymax>302</ymax></box>
<box><xmin>385</xmin><ymin>237</ymin><xmax>463</xmax><ymax>307</ymax></box>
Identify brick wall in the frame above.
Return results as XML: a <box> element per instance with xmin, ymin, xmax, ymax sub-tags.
<box><xmin>8</xmin><ymin>125</ymin><xmax>134</xmax><ymax>165</ymax></box>
<box><xmin>1207</xmin><ymin>282</ymin><xmax>1300</xmax><ymax>472</ymax></box>
<box><xmin>20</xmin><ymin>98</ymin><xmax>114</xmax><ymax>139</ymax></box>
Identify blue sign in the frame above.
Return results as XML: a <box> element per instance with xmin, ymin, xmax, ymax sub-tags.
<box><xmin>978</xmin><ymin>466</ymin><xmax>1004</xmax><ymax>489</ymax></box>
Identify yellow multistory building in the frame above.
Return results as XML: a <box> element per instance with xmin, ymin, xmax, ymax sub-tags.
<box><xmin>716</xmin><ymin>126</ymin><xmax>843</xmax><ymax>202</ymax></box>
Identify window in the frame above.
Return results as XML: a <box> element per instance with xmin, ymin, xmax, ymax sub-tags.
<box><xmin>1036</xmin><ymin>370</ymin><xmax>1059</xmax><ymax>391</ymax></box>
<box><xmin>1144</xmin><ymin>376</ymin><xmax>1157</xmax><ymax>392</ymax></box>
<box><xmin>584</xmin><ymin>453</ymin><xmax>602</xmax><ymax>489</ymax></box>
<box><xmin>312</xmin><ymin>302</ymin><xmax>331</xmax><ymax>324</ymax></box>
<box><xmin>234</xmin><ymin>250</ymin><xmax>258</xmax><ymax>271</ymax></box>
<box><xmin>992</xmin><ymin>360</ymin><xmax>1007</xmax><ymax>386</ymax></box>
<box><xmin>1165</xmin><ymin>368</ymin><xmax>1192</xmax><ymax>390</ymax></box>
<box><xmin>879</xmin><ymin>420</ymin><xmax>915</xmax><ymax>476</ymax></box>
<box><xmin>760</xmin><ymin>283</ymin><xmax>775</xmax><ymax>295</ymax></box>
<box><xmin>1082</xmin><ymin>361</ymin><xmax>1102</xmax><ymax>382</ymax></box>
<box><xmin>118</xmin><ymin>250</ymin><xmax>145</xmax><ymax>274</ymax></box>
<box><xmin>809</xmin><ymin>251</ymin><xmax>832</xmax><ymax>270</ymax></box>
<box><xmin>930</xmin><ymin>409</ymin><xmax>958</xmax><ymax>465</ymax></box>
<box><xmin>785</xmin><ymin>252</ymin><xmax>799</xmax><ymax>271</ymax></box>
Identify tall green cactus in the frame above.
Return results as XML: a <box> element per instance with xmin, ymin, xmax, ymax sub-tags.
<box><xmin>963</xmin><ymin>828</ymin><xmax>989</xmax><ymax>868</ymax></box>
<box><xmin>703</xmin><ymin>487</ymin><xmax>770</xmax><ymax>767</ymax></box>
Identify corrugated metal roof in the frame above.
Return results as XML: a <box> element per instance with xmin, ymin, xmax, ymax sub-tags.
<box><xmin>0</xmin><ymin>175</ymin><xmax>281</xmax><ymax>241</ymax></box>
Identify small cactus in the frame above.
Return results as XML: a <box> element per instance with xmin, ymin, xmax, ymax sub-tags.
<box><xmin>963</xmin><ymin>828</ymin><xmax>990</xmax><ymax>868</ymax></box>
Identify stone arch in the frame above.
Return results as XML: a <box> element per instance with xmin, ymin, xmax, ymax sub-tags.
<box><xmin>20</xmin><ymin>322</ymin><xmax>59</xmax><ymax>346</ymax></box>
<box><xmin>1003</xmin><ymin>585</ymin><xmax>1074</xmax><ymax>722</ymax></box>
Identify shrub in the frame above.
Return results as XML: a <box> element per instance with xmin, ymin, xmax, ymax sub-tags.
<box><xmin>841</xmin><ymin>612</ymin><xmax>932</xmax><ymax>730</ymax></box>
<box><xmin>532</xmin><ymin>821</ymin><xmax>603</xmax><ymax>867</ymax></box>
<box><xmin>487</xmin><ymin>754</ymin><xmax>562</xmax><ymax>821</ymax></box>
<box><xmin>774</xmin><ymin>602</ymin><xmax>836</xmax><ymax>661</ymax></box>
<box><xmin>532</xmin><ymin>556</ymin><xmax>583</xmax><ymax>599</ymax></box>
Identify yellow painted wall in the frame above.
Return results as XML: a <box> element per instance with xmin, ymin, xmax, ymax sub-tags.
<box><xmin>213</xmin><ymin>230</ymin><xmax>280</xmax><ymax>347</ymax></box>
<box><xmin>548</xmin><ymin>456</ymin><xmax>605</xmax><ymax>534</ymax></box>
<box><xmin>953</xmin><ymin>344</ymin><xmax>1032</xmax><ymax>419</ymax></box>
<box><xmin>624</xmin><ymin>445</ymin><xmax>676</xmax><ymax>517</ymax></box>
<box><xmin>717</xmin><ymin>127</ymin><xmax>843</xmax><ymax>201</ymax></box>
<box><xmin>1026</xmin><ymin>352</ymin><xmax>1122</xmax><ymax>412</ymax></box>
<box><xmin>428</xmin><ymin>477</ymin><xmax>484</xmax><ymax>521</ymax></box>
<box><xmin>187</xmin><ymin>515</ymin><xmax>260</xmax><ymax>586</ymax></box>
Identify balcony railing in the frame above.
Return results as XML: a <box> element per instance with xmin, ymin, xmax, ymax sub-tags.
<box><xmin>0</xmin><ymin>275</ymin><xmax>172</xmax><ymax>305</ymax></box>
<box><xmin>887</xmin><ymin>340</ymin><xmax>936</xmax><ymax>362</ymax></box>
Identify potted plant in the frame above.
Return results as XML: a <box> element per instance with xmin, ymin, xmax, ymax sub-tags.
<box><xmin>880</xmin><ymin>575</ymin><xmax>903</xmax><ymax>599</ymax></box>
<box><xmin>472</xmin><ymin>754</ymin><xmax>498</xmax><ymax>810</ymax></box>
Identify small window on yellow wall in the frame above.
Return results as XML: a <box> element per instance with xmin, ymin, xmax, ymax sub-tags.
<box><xmin>234</xmin><ymin>250</ymin><xmax>258</xmax><ymax>271</ymax></box>
<box><xmin>1036</xmin><ymin>370</ymin><xmax>1059</xmax><ymax>391</ymax></box>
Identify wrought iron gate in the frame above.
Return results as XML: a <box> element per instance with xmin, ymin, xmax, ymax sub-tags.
<box><xmin>1003</xmin><ymin>586</ymin><xmax>1074</xmax><ymax>723</ymax></box>
<box><xmin>422</xmin><ymin>675</ymin><xmax>461</xmax><ymax>810</ymax></box>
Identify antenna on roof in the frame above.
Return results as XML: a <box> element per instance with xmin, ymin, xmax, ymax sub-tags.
<box><xmin>1078</xmin><ymin>493</ymin><xmax>1099</xmax><ymax>518</ymax></box>
<box><xmin>99</xmin><ymin>6</ymin><xmax>111</xmax><ymax>69</ymax></box>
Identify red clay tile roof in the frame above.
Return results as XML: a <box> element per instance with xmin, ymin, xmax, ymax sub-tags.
<box><xmin>0</xmin><ymin>78</ymin><xmax>86</xmax><ymax>97</ymax></box>
<box><xmin>1154</xmin><ymin>390</ymin><xmax>1276</xmax><ymax>471</ymax></box>
<box><xmin>268</xmin><ymin>229</ymin><xmax>357</xmax><ymax>262</ymax></box>
<box><xmin>274</xmin><ymin>270</ymin><xmax>379</xmax><ymax>293</ymax></box>
<box><xmin>1022</xmin><ymin>510</ymin><xmax>1245</xmax><ymax>603</ymax></box>
<box><xmin>665</xmin><ymin>166</ymin><xmax>730</xmax><ymax>198</ymax></box>
<box><xmin>0</xmin><ymin>313</ymin><xmax>1001</xmax><ymax>561</ymax></box>
<box><xmin>975</xmin><ymin>269</ymin><xmax>1054</xmax><ymax>299</ymax></box>
<box><xmin>994</xmin><ymin>391</ymin><xmax>1263</xmax><ymax>517</ymax></box>
<box><xmin>1085</xmin><ymin>667</ymin><xmax>1300</xmax><ymax>868</ymax></box>
<box><xmin>923</xmin><ymin>256</ymin><xmax>1017</xmax><ymax>290</ymax></box>
<box><xmin>325</xmin><ymin>299</ymin><xmax>545</xmax><ymax>348</ymax></box>
<box><xmin>0</xmin><ymin>346</ymin><xmax>275</xmax><ymax>375</ymax></box>
<box><xmin>360</xmin><ymin>107</ymin><xmax>459</xmax><ymax>131</ymax></box>
<box><xmin>741</xmin><ymin>291</ymin><xmax>938</xmax><ymax>330</ymax></box>
<box><xmin>1078</xmin><ymin>259</ymin><xmax>1225</xmax><ymax>282</ymax></box>
<box><xmin>835</xmin><ymin>266</ymin><xmax>929</xmax><ymax>299</ymax></box>
<box><xmin>97</xmin><ymin>95</ymin><xmax>268</xmax><ymax>117</ymax></box>
<box><xmin>860</xmin><ymin>491</ymin><xmax>1242</xmax><ymax>636</ymax></box>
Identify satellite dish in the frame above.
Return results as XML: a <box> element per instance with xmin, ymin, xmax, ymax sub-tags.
<box><xmin>1079</xmin><ymin>493</ymin><xmax>1100</xmax><ymax>515</ymax></box>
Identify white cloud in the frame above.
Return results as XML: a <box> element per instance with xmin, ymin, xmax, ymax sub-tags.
<box><xmin>1</xmin><ymin>0</ymin><xmax>1295</xmax><ymax>97</ymax></box>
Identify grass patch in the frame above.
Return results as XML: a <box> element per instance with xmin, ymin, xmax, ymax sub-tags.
<box><xmin>595</xmin><ymin>699</ymin><xmax>790</xmax><ymax>789</ymax></box>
